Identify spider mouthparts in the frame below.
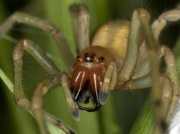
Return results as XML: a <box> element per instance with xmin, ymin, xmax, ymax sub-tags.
<box><xmin>70</xmin><ymin>61</ymin><xmax>107</xmax><ymax>112</ymax></box>
<box><xmin>70</xmin><ymin>86</ymin><xmax>102</xmax><ymax>112</ymax></box>
<box><xmin>71</xmin><ymin>85</ymin><xmax>102</xmax><ymax>112</ymax></box>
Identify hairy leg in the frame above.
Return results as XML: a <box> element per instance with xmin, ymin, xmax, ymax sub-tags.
<box><xmin>69</xmin><ymin>4</ymin><xmax>90</xmax><ymax>52</ymax></box>
<box><xmin>13</xmin><ymin>39</ymin><xmax>78</xmax><ymax>134</ymax></box>
<box><xmin>117</xmin><ymin>9</ymin><xmax>141</xmax><ymax>86</ymax></box>
<box><xmin>139</xmin><ymin>8</ymin><xmax>163</xmax><ymax>133</ymax></box>
<box><xmin>0</xmin><ymin>12</ymin><xmax>74</xmax><ymax>70</ymax></box>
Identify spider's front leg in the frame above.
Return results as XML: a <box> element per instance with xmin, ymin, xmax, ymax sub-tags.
<box><xmin>117</xmin><ymin>7</ymin><xmax>141</xmax><ymax>87</ymax></box>
<box><xmin>13</xmin><ymin>39</ymin><xmax>78</xmax><ymax>134</ymax></box>
<box><xmin>138</xmin><ymin>8</ymin><xmax>180</xmax><ymax>133</ymax></box>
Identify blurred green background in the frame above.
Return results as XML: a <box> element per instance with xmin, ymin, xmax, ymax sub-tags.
<box><xmin>0</xmin><ymin>0</ymin><xmax>180</xmax><ymax>134</ymax></box>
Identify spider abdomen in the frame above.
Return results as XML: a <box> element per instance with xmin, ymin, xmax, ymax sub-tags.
<box><xmin>92</xmin><ymin>21</ymin><xmax>130</xmax><ymax>60</ymax></box>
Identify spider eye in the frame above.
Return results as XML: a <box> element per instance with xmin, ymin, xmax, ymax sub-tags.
<box><xmin>84</xmin><ymin>52</ymin><xmax>96</xmax><ymax>62</ymax></box>
<box><xmin>84</xmin><ymin>56</ymin><xmax>94</xmax><ymax>62</ymax></box>
<box><xmin>99</xmin><ymin>56</ymin><xmax>105</xmax><ymax>63</ymax></box>
<box><xmin>76</xmin><ymin>55</ymin><xmax>81</xmax><ymax>61</ymax></box>
<box><xmin>91</xmin><ymin>52</ymin><xmax>96</xmax><ymax>57</ymax></box>
<box><xmin>84</xmin><ymin>52</ymin><xmax>88</xmax><ymax>57</ymax></box>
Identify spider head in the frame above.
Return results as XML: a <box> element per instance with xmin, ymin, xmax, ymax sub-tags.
<box><xmin>70</xmin><ymin>46</ymin><xmax>109</xmax><ymax>112</ymax></box>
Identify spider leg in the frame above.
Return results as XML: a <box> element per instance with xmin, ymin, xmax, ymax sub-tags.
<box><xmin>161</xmin><ymin>46</ymin><xmax>180</xmax><ymax>123</ymax></box>
<box><xmin>152</xmin><ymin>9</ymin><xmax>180</xmax><ymax>40</ymax></box>
<box><xmin>69</xmin><ymin>4</ymin><xmax>90</xmax><ymax>52</ymax></box>
<box><xmin>122</xmin><ymin>74</ymin><xmax>172</xmax><ymax>114</ymax></box>
<box><xmin>117</xmin><ymin>9</ymin><xmax>141</xmax><ymax>86</ymax></box>
<box><xmin>0</xmin><ymin>12</ymin><xmax>74</xmax><ymax>71</ymax></box>
<box><xmin>123</xmin><ymin>75</ymin><xmax>173</xmax><ymax>115</ymax></box>
<box><xmin>31</xmin><ymin>74</ymin><xmax>77</xmax><ymax>134</ymax></box>
<box><xmin>61</xmin><ymin>74</ymin><xmax>79</xmax><ymax>120</ymax></box>
<box><xmin>13</xmin><ymin>39</ymin><xmax>59</xmax><ymax>103</ymax></box>
<box><xmin>13</xmin><ymin>39</ymin><xmax>78</xmax><ymax>134</ymax></box>
<box><xmin>122</xmin><ymin>75</ymin><xmax>152</xmax><ymax>90</ymax></box>
<box><xmin>138</xmin><ymin>8</ymin><xmax>172</xmax><ymax>133</ymax></box>
<box><xmin>123</xmin><ymin>74</ymin><xmax>172</xmax><ymax>111</ymax></box>
<box><xmin>99</xmin><ymin>62</ymin><xmax>117</xmax><ymax>105</ymax></box>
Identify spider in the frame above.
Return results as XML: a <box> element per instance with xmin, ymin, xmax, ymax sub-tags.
<box><xmin>0</xmin><ymin>3</ymin><xmax>180</xmax><ymax>134</ymax></box>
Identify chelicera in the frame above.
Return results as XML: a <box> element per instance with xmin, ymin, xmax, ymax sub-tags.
<box><xmin>0</xmin><ymin>3</ymin><xmax>180</xmax><ymax>134</ymax></box>
<box><xmin>70</xmin><ymin>46</ymin><xmax>116</xmax><ymax>111</ymax></box>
